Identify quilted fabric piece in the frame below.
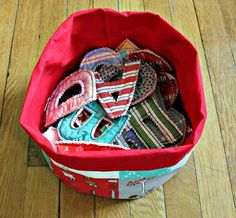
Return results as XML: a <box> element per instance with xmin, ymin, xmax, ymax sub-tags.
<box><xmin>129</xmin><ymin>95</ymin><xmax>185</xmax><ymax>148</ymax></box>
<box><xmin>119</xmin><ymin>49</ymin><xmax>172</xmax><ymax>73</ymax></box>
<box><xmin>57</xmin><ymin>101</ymin><xmax>129</xmax><ymax>143</ymax></box>
<box><xmin>96</xmin><ymin>60</ymin><xmax>140</xmax><ymax>118</ymax></box>
<box><xmin>132</xmin><ymin>61</ymin><xmax>157</xmax><ymax>105</ymax></box>
<box><xmin>156</xmin><ymin>72</ymin><xmax>179</xmax><ymax>108</ymax></box>
<box><xmin>80</xmin><ymin>47</ymin><xmax>123</xmax><ymax>73</ymax></box>
<box><xmin>45</xmin><ymin>70</ymin><xmax>96</xmax><ymax>127</ymax></box>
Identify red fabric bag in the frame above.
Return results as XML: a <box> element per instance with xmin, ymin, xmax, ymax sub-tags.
<box><xmin>20</xmin><ymin>8</ymin><xmax>207</xmax><ymax>198</ymax></box>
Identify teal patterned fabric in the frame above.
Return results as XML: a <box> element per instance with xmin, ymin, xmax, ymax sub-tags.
<box><xmin>57</xmin><ymin>101</ymin><xmax>129</xmax><ymax>143</ymax></box>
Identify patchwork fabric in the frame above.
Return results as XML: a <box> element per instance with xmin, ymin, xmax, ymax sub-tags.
<box><xmin>45</xmin><ymin>70</ymin><xmax>96</xmax><ymax>127</ymax></box>
<box><xmin>51</xmin><ymin>159</ymin><xmax>120</xmax><ymax>199</ymax></box>
<box><xmin>96</xmin><ymin>61</ymin><xmax>140</xmax><ymax>118</ymax></box>
<box><xmin>156</xmin><ymin>72</ymin><xmax>179</xmax><ymax>108</ymax></box>
<box><xmin>129</xmin><ymin>95</ymin><xmax>184</xmax><ymax>148</ymax></box>
<box><xmin>46</xmin><ymin>151</ymin><xmax>191</xmax><ymax>199</ymax></box>
<box><xmin>114</xmin><ymin>123</ymin><xmax>146</xmax><ymax>149</ymax></box>
<box><xmin>132</xmin><ymin>62</ymin><xmax>157</xmax><ymax>105</ymax></box>
<box><xmin>57</xmin><ymin>101</ymin><xmax>129</xmax><ymax>143</ymax></box>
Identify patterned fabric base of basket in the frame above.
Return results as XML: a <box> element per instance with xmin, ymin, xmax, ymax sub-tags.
<box><xmin>42</xmin><ymin>150</ymin><xmax>191</xmax><ymax>199</ymax></box>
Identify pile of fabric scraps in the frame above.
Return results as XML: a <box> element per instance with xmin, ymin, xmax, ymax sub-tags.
<box><xmin>43</xmin><ymin>39</ymin><xmax>192</xmax><ymax>153</ymax></box>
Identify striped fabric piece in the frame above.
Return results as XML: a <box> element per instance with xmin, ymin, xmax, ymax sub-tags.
<box><xmin>96</xmin><ymin>61</ymin><xmax>140</xmax><ymax>119</ymax></box>
<box><xmin>80</xmin><ymin>47</ymin><xmax>122</xmax><ymax>73</ymax></box>
<box><xmin>129</xmin><ymin>95</ymin><xmax>184</xmax><ymax>148</ymax></box>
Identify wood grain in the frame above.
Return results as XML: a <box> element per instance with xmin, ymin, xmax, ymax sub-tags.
<box><xmin>24</xmin><ymin>167</ymin><xmax>59</xmax><ymax>218</ymax></box>
<box><xmin>60</xmin><ymin>183</ymin><xmax>94</xmax><ymax>218</ymax></box>
<box><xmin>0</xmin><ymin>0</ymin><xmax>42</xmax><ymax>216</ymax></box>
<box><xmin>130</xmin><ymin>187</ymin><xmax>166</xmax><ymax>218</ymax></box>
<box><xmin>217</xmin><ymin>0</ymin><xmax>236</xmax><ymax>61</ymax></box>
<box><xmin>67</xmin><ymin>0</ymin><xmax>93</xmax><ymax>13</ymax></box>
<box><xmin>0</xmin><ymin>0</ymin><xmax>18</xmax><ymax>125</ymax></box>
<box><xmin>194</xmin><ymin>0</ymin><xmax>236</xmax><ymax>211</ymax></box>
<box><xmin>164</xmin><ymin>157</ymin><xmax>201</xmax><ymax>218</ymax></box>
<box><xmin>120</xmin><ymin>0</ymin><xmax>144</xmax><ymax>11</ymax></box>
<box><xmin>94</xmin><ymin>0</ymin><xmax>117</xmax><ymax>10</ymax></box>
<box><xmin>95</xmin><ymin>197</ymin><xmax>130</xmax><ymax>218</ymax></box>
<box><xmin>28</xmin><ymin>139</ymin><xmax>48</xmax><ymax>166</ymax></box>
<box><xmin>0</xmin><ymin>0</ymin><xmax>65</xmax><ymax>217</ymax></box>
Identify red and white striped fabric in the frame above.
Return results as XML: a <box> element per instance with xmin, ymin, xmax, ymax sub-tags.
<box><xmin>96</xmin><ymin>61</ymin><xmax>140</xmax><ymax>118</ymax></box>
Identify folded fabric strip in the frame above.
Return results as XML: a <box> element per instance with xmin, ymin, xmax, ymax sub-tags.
<box><xmin>55</xmin><ymin>140</ymin><xmax>129</xmax><ymax>153</ymax></box>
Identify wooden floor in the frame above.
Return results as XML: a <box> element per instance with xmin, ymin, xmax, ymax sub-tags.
<box><xmin>0</xmin><ymin>0</ymin><xmax>236</xmax><ymax>217</ymax></box>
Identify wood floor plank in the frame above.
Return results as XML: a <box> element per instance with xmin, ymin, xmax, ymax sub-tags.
<box><xmin>0</xmin><ymin>1</ymin><xmax>42</xmax><ymax>217</ymax></box>
<box><xmin>60</xmin><ymin>183</ymin><xmax>94</xmax><ymax>218</ymax></box>
<box><xmin>24</xmin><ymin>167</ymin><xmax>59</xmax><ymax>218</ymax></box>
<box><xmin>0</xmin><ymin>0</ymin><xmax>66</xmax><ymax>217</ymax></box>
<box><xmin>130</xmin><ymin>187</ymin><xmax>166</xmax><ymax>218</ymax></box>
<box><xmin>163</xmin><ymin>0</ymin><xmax>235</xmax><ymax>217</ymax></box>
<box><xmin>94</xmin><ymin>0</ymin><xmax>117</xmax><ymax>10</ymax></box>
<box><xmin>95</xmin><ymin>197</ymin><xmax>130</xmax><ymax>218</ymax></box>
<box><xmin>120</xmin><ymin>0</ymin><xmax>144</xmax><ymax>11</ymax></box>
<box><xmin>28</xmin><ymin>139</ymin><xmax>48</xmax><ymax>166</ymax></box>
<box><xmin>217</xmin><ymin>0</ymin><xmax>236</xmax><ymax>62</ymax></box>
<box><xmin>144</xmin><ymin>1</ymin><xmax>201</xmax><ymax>217</ymax></box>
<box><xmin>194</xmin><ymin>0</ymin><xmax>236</xmax><ymax>215</ymax></box>
<box><xmin>67</xmin><ymin>0</ymin><xmax>93</xmax><ymax>14</ymax></box>
<box><xmin>164</xmin><ymin>156</ymin><xmax>201</xmax><ymax>218</ymax></box>
<box><xmin>0</xmin><ymin>0</ymin><xmax>18</xmax><ymax>124</ymax></box>
<box><xmin>208</xmin><ymin>0</ymin><xmax>236</xmax><ymax>209</ymax></box>
<box><xmin>144</xmin><ymin>0</ymin><xmax>171</xmax><ymax>23</ymax></box>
